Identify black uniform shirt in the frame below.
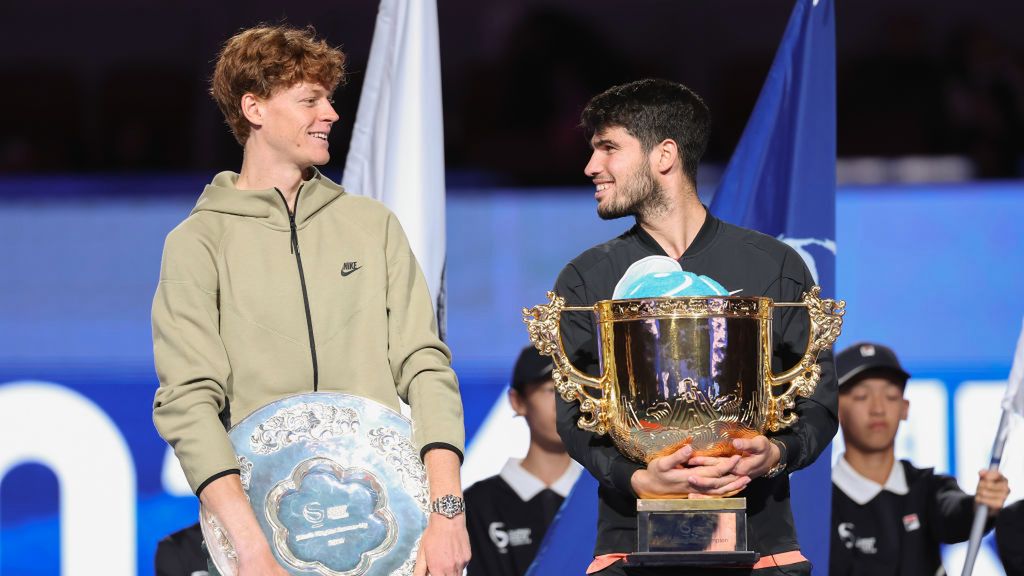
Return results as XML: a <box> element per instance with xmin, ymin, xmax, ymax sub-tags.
<box><xmin>465</xmin><ymin>459</ymin><xmax>582</xmax><ymax>576</ymax></box>
<box><xmin>553</xmin><ymin>211</ymin><xmax>839</xmax><ymax>556</ymax></box>
<box><xmin>830</xmin><ymin>458</ymin><xmax>986</xmax><ymax>576</ymax></box>
<box><xmin>155</xmin><ymin>522</ymin><xmax>208</xmax><ymax>576</ymax></box>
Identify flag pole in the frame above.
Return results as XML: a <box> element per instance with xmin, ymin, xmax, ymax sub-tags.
<box><xmin>960</xmin><ymin>410</ymin><xmax>1012</xmax><ymax>576</ymax></box>
<box><xmin>962</xmin><ymin>316</ymin><xmax>1024</xmax><ymax>575</ymax></box>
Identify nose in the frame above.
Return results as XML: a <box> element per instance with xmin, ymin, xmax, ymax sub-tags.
<box><xmin>322</xmin><ymin>100</ymin><xmax>340</xmax><ymax>123</ymax></box>
<box><xmin>584</xmin><ymin>150</ymin><xmax>602</xmax><ymax>178</ymax></box>
<box><xmin>868</xmin><ymin>395</ymin><xmax>885</xmax><ymax>415</ymax></box>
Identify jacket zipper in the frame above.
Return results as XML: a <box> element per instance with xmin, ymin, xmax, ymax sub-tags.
<box><xmin>277</xmin><ymin>187</ymin><xmax>319</xmax><ymax>392</ymax></box>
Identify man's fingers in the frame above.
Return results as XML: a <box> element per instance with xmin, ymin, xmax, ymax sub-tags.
<box><xmin>732</xmin><ymin>438</ymin><xmax>753</xmax><ymax>452</ymax></box>
<box><xmin>688</xmin><ymin>473</ymin><xmax>739</xmax><ymax>490</ymax></box>
<box><xmin>977</xmin><ymin>484</ymin><xmax>1010</xmax><ymax>500</ymax></box>
<box><xmin>978</xmin><ymin>470</ymin><xmax>1008</xmax><ymax>487</ymax></box>
<box><xmin>413</xmin><ymin>546</ymin><xmax>427</xmax><ymax>576</ymax></box>
<box><xmin>685</xmin><ymin>454</ymin><xmax>742</xmax><ymax>476</ymax></box>
<box><xmin>732</xmin><ymin>453</ymin><xmax>768</xmax><ymax>477</ymax></box>
<box><xmin>687</xmin><ymin>456</ymin><xmax>723</xmax><ymax>467</ymax></box>
<box><xmin>656</xmin><ymin>445</ymin><xmax>694</xmax><ymax>471</ymax></box>
<box><xmin>715</xmin><ymin>475</ymin><xmax>751</xmax><ymax>495</ymax></box>
<box><xmin>714</xmin><ymin>455</ymin><xmax>742</xmax><ymax>475</ymax></box>
<box><xmin>684</xmin><ymin>454</ymin><xmax>741</xmax><ymax>475</ymax></box>
<box><xmin>689</xmin><ymin>474</ymin><xmax>751</xmax><ymax>495</ymax></box>
<box><xmin>733</xmin><ymin>436</ymin><xmax>768</xmax><ymax>454</ymax></box>
<box><xmin>977</xmin><ymin>494</ymin><xmax>1004</xmax><ymax>509</ymax></box>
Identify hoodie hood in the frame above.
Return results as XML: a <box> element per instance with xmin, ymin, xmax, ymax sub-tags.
<box><xmin>191</xmin><ymin>168</ymin><xmax>346</xmax><ymax>230</ymax></box>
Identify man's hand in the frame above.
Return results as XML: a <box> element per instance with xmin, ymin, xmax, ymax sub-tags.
<box><xmin>632</xmin><ymin>445</ymin><xmax>750</xmax><ymax>498</ymax></box>
<box><xmin>198</xmin><ymin>474</ymin><xmax>288</xmax><ymax>576</ymax></box>
<box><xmin>414</xmin><ymin>448</ymin><xmax>470</xmax><ymax>575</ymax></box>
<box><xmin>413</xmin><ymin>514</ymin><xmax>471</xmax><ymax>576</ymax></box>
<box><xmin>976</xmin><ymin>469</ymin><xmax>1010</xmax><ymax>517</ymax></box>
<box><xmin>682</xmin><ymin>436</ymin><xmax>780</xmax><ymax>493</ymax></box>
<box><xmin>730</xmin><ymin>436</ymin><xmax>781</xmax><ymax>479</ymax></box>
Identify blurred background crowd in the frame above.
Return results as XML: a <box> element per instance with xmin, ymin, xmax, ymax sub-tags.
<box><xmin>3</xmin><ymin>0</ymin><xmax>1024</xmax><ymax>185</ymax></box>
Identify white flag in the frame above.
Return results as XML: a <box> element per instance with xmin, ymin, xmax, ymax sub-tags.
<box><xmin>343</xmin><ymin>0</ymin><xmax>447</xmax><ymax>328</ymax></box>
<box><xmin>1004</xmin><ymin>316</ymin><xmax>1024</xmax><ymax>417</ymax></box>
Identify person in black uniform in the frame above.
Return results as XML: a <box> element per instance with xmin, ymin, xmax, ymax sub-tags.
<box><xmin>156</xmin><ymin>522</ymin><xmax>208</xmax><ymax>576</ymax></box>
<box><xmin>830</xmin><ymin>342</ymin><xmax>1011</xmax><ymax>576</ymax></box>
<box><xmin>465</xmin><ymin>346</ymin><xmax>583</xmax><ymax>576</ymax></box>
<box><xmin>554</xmin><ymin>78</ymin><xmax>836</xmax><ymax>575</ymax></box>
<box><xmin>997</xmin><ymin>500</ymin><xmax>1024</xmax><ymax>576</ymax></box>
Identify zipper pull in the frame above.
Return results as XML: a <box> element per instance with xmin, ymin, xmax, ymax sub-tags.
<box><xmin>289</xmin><ymin>216</ymin><xmax>299</xmax><ymax>256</ymax></box>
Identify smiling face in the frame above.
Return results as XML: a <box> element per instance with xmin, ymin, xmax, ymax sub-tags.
<box><xmin>249</xmin><ymin>82</ymin><xmax>339</xmax><ymax>170</ymax></box>
<box><xmin>838</xmin><ymin>376</ymin><xmax>909</xmax><ymax>456</ymax></box>
<box><xmin>585</xmin><ymin>126</ymin><xmax>666</xmax><ymax>221</ymax></box>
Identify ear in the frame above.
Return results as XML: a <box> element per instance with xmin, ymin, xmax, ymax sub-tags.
<box><xmin>508</xmin><ymin>388</ymin><xmax>527</xmax><ymax>417</ymax></box>
<box><xmin>651</xmin><ymin>138</ymin><xmax>679</xmax><ymax>175</ymax></box>
<box><xmin>240</xmin><ymin>93</ymin><xmax>264</xmax><ymax>127</ymax></box>
<box><xmin>900</xmin><ymin>398</ymin><xmax>910</xmax><ymax>421</ymax></box>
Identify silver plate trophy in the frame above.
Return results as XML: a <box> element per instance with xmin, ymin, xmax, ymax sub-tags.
<box><xmin>201</xmin><ymin>392</ymin><xmax>428</xmax><ymax>575</ymax></box>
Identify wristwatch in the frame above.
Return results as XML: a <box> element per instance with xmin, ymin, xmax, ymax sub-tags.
<box><xmin>764</xmin><ymin>438</ymin><xmax>788</xmax><ymax>479</ymax></box>
<box><xmin>429</xmin><ymin>494</ymin><xmax>466</xmax><ymax>519</ymax></box>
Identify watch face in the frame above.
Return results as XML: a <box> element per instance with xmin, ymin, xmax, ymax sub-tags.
<box><xmin>434</xmin><ymin>495</ymin><xmax>465</xmax><ymax>518</ymax></box>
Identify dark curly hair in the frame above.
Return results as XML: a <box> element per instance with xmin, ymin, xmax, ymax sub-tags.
<box><xmin>581</xmin><ymin>79</ymin><xmax>710</xmax><ymax>185</ymax></box>
<box><xmin>210</xmin><ymin>24</ymin><xmax>346</xmax><ymax>146</ymax></box>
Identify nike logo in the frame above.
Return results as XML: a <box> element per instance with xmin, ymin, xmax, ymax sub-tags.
<box><xmin>340</xmin><ymin>262</ymin><xmax>362</xmax><ymax>277</ymax></box>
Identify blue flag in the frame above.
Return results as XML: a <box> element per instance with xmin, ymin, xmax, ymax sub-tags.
<box><xmin>525</xmin><ymin>472</ymin><xmax>599</xmax><ymax>576</ymax></box>
<box><xmin>529</xmin><ymin>0</ymin><xmax>836</xmax><ymax>573</ymax></box>
<box><xmin>710</xmin><ymin>0</ymin><xmax>836</xmax><ymax>572</ymax></box>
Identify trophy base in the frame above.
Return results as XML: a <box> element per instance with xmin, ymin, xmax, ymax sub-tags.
<box><xmin>635</xmin><ymin>498</ymin><xmax>757</xmax><ymax>567</ymax></box>
<box><xmin>625</xmin><ymin>551</ymin><xmax>760</xmax><ymax>567</ymax></box>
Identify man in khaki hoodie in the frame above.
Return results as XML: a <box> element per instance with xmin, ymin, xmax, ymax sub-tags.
<box><xmin>152</xmin><ymin>25</ymin><xmax>469</xmax><ymax>576</ymax></box>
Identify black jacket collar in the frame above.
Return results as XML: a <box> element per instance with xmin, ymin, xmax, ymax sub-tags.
<box><xmin>631</xmin><ymin>206</ymin><xmax>720</xmax><ymax>261</ymax></box>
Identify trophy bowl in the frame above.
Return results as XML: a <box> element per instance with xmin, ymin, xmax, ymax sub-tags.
<box><xmin>523</xmin><ymin>287</ymin><xmax>844</xmax><ymax>463</ymax></box>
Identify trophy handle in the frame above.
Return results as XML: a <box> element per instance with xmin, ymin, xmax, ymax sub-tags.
<box><xmin>764</xmin><ymin>286</ymin><xmax>845</xmax><ymax>432</ymax></box>
<box><xmin>523</xmin><ymin>291</ymin><xmax>610</xmax><ymax>435</ymax></box>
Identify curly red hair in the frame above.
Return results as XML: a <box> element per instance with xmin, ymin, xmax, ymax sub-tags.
<box><xmin>211</xmin><ymin>25</ymin><xmax>346</xmax><ymax>146</ymax></box>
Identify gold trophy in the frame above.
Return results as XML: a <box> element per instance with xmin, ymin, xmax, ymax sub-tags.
<box><xmin>523</xmin><ymin>287</ymin><xmax>844</xmax><ymax>566</ymax></box>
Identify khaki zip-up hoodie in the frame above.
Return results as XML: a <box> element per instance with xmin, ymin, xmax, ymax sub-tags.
<box><xmin>152</xmin><ymin>170</ymin><xmax>464</xmax><ymax>493</ymax></box>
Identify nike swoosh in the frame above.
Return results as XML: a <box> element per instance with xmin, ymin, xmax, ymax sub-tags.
<box><xmin>340</xmin><ymin>266</ymin><xmax>362</xmax><ymax>277</ymax></box>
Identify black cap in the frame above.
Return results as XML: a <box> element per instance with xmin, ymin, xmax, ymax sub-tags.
<box><xmin>836</xmin><ymin>342</ymin><xmax>911</xmax><ymax>389</ymax></box>
<box><xmin>512</xmin><ymin>346</ymin><xmax>554</xmax><ymax>393</ymax></box>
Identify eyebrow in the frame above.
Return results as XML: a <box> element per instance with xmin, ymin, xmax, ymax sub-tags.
<box><xmin>592</xmin><ymin>138</ymin><xmax>618</xmax><ymax>150</ymax></box>
<box><xmin>298</xmin><ymin>84</ymin><xmax>329</xmax><ymax>96</ymax></box>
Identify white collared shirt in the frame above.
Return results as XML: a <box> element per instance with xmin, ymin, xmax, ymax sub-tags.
<box><xmin>499</xmin><ymin>458</ymin><xmax>583</xmax><ymax>501</ymax></box>
<box><xmin>832</xmin><ymin>454</ymin><xmax>909</xmax><ymax>505</ymax></box>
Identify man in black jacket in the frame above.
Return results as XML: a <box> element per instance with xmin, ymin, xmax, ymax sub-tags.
<box><xmin>830</xmin><ymin>342</ymin><xmax>1010</xmax><ymax>576</ymax></box>
<box><xmin>554</xmin><ymin>78</ymin><xmax>837</xmax><ymax>575</ymax></box>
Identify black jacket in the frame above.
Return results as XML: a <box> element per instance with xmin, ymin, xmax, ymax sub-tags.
<box><xmin>553</xmin><ymin>212</ymin><xmax>839</xmax><ymax>556</ymax></box>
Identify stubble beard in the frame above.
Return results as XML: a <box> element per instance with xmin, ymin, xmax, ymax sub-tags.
<box><xmin>596</xmin><ymin>162</ymin><xmax>669</xmax><ymax>221</ymax></box>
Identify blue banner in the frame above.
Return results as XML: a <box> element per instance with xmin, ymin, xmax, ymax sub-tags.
<box><xmin>710</xmin><ymin>0</ymin><xmax>836</xmax><ymax>571</ymax></box>
<box><xmin>5</xmin><ymin>182</ymin><xmax>1024</xmax><ymax>575</ymax></box>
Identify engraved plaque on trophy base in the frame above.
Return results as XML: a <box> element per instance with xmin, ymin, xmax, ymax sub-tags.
<box><xmin>628</xmin><ymin>498</ymin><xmax>759</xmax><ymax>567</ymax></box>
